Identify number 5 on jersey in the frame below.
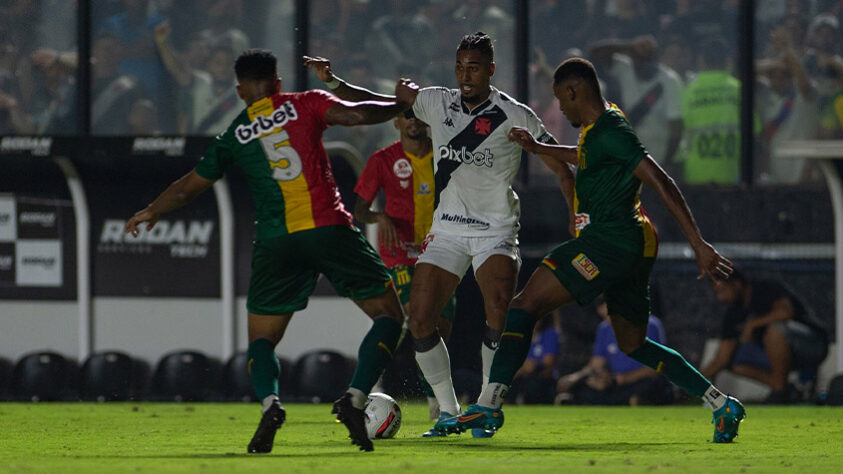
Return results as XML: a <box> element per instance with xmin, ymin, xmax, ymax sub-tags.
<box><xmin>261</xmin><ymin>129</ymin><xmax>303</xmax><ymax>182</ymax></box>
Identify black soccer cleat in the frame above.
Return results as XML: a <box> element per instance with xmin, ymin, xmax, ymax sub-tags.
<box><xmin>247</xmin><ymin>400</ymin><xmax>286</xmax><ymax>453</ymax></box>
<box><xmin>332</xmin><ymin>392</ymin><xmax>374</xmax><ymax>452</ymax></box>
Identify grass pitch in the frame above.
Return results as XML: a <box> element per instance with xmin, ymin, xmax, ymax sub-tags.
<box><xmin>1</xmin><ymin>402</ymin><xmax>841</xmax><ymax>473</ymax></box>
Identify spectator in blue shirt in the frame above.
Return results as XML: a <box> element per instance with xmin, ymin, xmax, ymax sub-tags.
<box><xmin>556</xmin><ymin>296</ymin><xmax>673</xmax><ymax>405</ymax></box>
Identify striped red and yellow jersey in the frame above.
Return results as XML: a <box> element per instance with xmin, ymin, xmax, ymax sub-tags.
<box><xmin>354</xmin><ymin>141</ymin><xmax>434</xmax><ymax>267</ymax></box>
<box><xmin>195</xmin><ymin>90</ymin><xmax>353</xmax><ymax>240</ymax></box>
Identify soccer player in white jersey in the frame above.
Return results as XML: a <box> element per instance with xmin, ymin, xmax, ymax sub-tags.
<box><xmin>305</xmin><ymin>32</ymin><xmax>572</xmax><ymax>437</ymax></box>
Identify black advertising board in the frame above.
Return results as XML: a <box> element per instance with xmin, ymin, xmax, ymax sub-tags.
<box><xmin>79</xmin><ymin>137</ymin><xmax>220</xmax><ymax>297</ymax></box>
<box><xmin>0</xmin><ymin>150</ymin><xmax>77</xmax><ymax>300</ymax></box>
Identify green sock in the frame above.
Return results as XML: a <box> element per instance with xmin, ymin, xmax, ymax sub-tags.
<box><xmin>628</xmin><ymin>338</ymin><xmax>711</xmax><ymax>397</ymax></box>
<box><xmin>350</xmin><ymin>317</ymin><xmax>402</xmax><ymax>393</ymax></box>
<box><xmin>489</xmin><ymin>308</ymin><xmax>537</xmax><ymax>385</ymax></box>
<box><xmin>247</xmin><ymin>338</ymin><xmax>280</xmax><ymax>400</ymax></box>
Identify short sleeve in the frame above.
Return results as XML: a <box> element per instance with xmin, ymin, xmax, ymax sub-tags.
<box><xmin>300</xmin><ymin>89</ymin><xmax>341</xmax><ymax>126</ymax></box>
<box><xmin>195</xmin><ymin>132</ymin><xmax>236</xmax><ymax>180</ymax></box>
<box><xmin>646</xmin><ymin>316</ymin><xmax>666</xmax><ymax>344</ymax></box>
<box><xmin>522</xmin><ymin>103</ymin><xmax>555</xmax><ymax>144</ymax></box>
<box><xmin>593</xmin><ymin>322</ymin><xmax>611</xmax><ymax>358</ymax></box>
<box><xmin>354</xmin><ymin>151</ymin><xmax>384</xmax><ymax>202</ymax></box>
<box><xmin>412</xmin><ymin>87</ymin><xmax>445</xmax><ymax>126</ymax></box>
<box><xmin>598</xmin><ymin>118</ymin><xmax>648</xmax><ymax>172</ymax></box>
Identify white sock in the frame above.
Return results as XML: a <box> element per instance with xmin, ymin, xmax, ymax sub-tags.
<box><xmin>477</xmin><ymin>382</ymin><xmax>508</xmax><ymax>409</ymax></box>
<box><xmin>701</xmin><ymin>385</ymin><xmax>726</xmax><ymax>411</ymax></box>
<box><xmin>347</xmin><ymin>387</ymin><xmax>367</xmax><ymax>410</ymax></box>
<box><xmin>415</xmin><ymin>337</ymin><xmax>460</xmax><ymax>415</ymax></box>
<box><xmin>480</xmin><ymin>343</ymin><xmax>497</xmax><ymax>395</ymax></box>
<box><xmin>261</xmin><ymin>395</ymin><xmax>280</xmax><ymax>413</ymax></box>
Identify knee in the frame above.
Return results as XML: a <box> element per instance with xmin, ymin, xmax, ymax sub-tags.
<box><xmin>617</xmin><ymin>339</ymin><xmax>643</xmax><ymax>356</ymax></box>
<box><xmin>510</xmin><ymin>293</ymin><xmax>541</xmax><ymax>316</ymax></box>
<box><xmin>408</xmin><ymin>311</ymin><xmax>435</xmax><ymax>338</ymax></box>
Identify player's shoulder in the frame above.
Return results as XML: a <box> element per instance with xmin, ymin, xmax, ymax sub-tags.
<box><xmin>287</xmin><ymin>89</ymin><xmax>338</xmax><ymax>103</ymax></box>
<box><xmin>369</xmin><ymin>140</ymin><xmax>404</xmax><ymax>162</ymax></box>
<box><xmin>419</xmin><ymin>86</ymin><xmax>458</xmax><ymax>99</ymax></box>
<box><xmin>493</xmin><ymin>88</ymin><xmax>540</xmax><ymax>120</ymax></box>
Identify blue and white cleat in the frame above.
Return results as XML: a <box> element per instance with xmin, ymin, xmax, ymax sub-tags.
<box><xmin>712</xmin><ymin>396</ymin><xmax>746</xmax><ymax>443</ymax></box>
<box><xmin>420</xmin><ymin>411</ymin><xmax>460</xmax><ymax>437</ymax></box>
<box><xmin>456</xmin><ymin>404</ymin><xmax>504</xmax><ymax>434</ymax></box>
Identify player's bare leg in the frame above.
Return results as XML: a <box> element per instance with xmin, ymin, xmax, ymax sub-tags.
<box><xmin>408</xmin><ymin>262</ymin><xmax>461</xmax><ymax>435</ymax></box>
<box><xmin>246</xmin><ymin>312</ymin><xmax>293</xmax><ymax>453</ymax></box>
<box><xmin>331</xmin><ymin>288</ymin><xmax>405</xmax><ymax>452</ymax></box>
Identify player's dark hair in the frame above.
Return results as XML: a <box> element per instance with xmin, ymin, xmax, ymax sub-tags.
<box><xmin>553</xmin><ymin>57</ymin><xmax>601</xmax><ymax>95</ymax></box>
<box><xmin>457</xmin><ymin>31</ymin><xmax>494</xmax><ymax>62</ymax></box>
<box><xmin>234</xmin><ymin>49</ymin><xmax>277</xmax><ymax>82</ymax></box>
<box><xmin>700</xmin><ymin>38</ymin><xmax>729</xmax><ymax>69</ymax></box>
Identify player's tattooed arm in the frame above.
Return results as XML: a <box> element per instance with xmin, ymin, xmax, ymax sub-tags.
<box><xmin>303</xmin><ymin>56</ymin><xmax>397</xmax><ymax>103</ymax></box>
<box><xmin>124</xmin><ymin>170</ymin><xmax>216</xmax><ymax>237</ymax></box>
<box><xmin>324</xmin><ymin>79</ymin><xmax>418</xmax><ymax>126</ymax></box>
<box><xmin>633</xmin><ymin>155</ymin><xmax>733</xmax><ymax>282</ymax></box>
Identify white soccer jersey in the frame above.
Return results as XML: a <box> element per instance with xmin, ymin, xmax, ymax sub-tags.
<box><xmin>412</xmin><ymin>86</ymin><xmax>553</xmax><ymax>237</ymax></box>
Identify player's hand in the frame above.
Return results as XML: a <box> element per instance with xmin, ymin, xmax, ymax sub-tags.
<box><xmin>394</xmin><ymin>78</ymin><xmax>419</xmax><ymax>108</ymax></box>
<box><xmin>124</xmin><ymin>208</ymin><xmax>160</xmax><ymax>237</ymax></box>
<box><xmin>508</xmin><ymin>127</ymin><xmax>539</xmax><ymax>153</ymax></box>
<box><xmin>302</xmin><ymin>56</ymin><xmax>335</xmax><ymax>83</ymax></box>
<box><xmin>692</xmin><ymin>240</ymin><xmax>733</xmax><ymax>282</ymax></box>
<box><xmin>376</xmin><ymin>214</ymin><xmax>400</xmax><ymax>250</ymax></box>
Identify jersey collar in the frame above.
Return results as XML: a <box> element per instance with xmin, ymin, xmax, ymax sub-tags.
<box><xmin>460</xmin><ymin>89</ymin><xmax>495</xmax><ymax>115</ymax></box>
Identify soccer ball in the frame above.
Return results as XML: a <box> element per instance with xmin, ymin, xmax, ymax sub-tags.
<box><xmin>364</xmin><ymin>392</ymin><xmax>402</xmax><ymax>439</ymax></box>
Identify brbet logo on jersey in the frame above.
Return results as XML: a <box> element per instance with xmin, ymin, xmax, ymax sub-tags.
<box><xmin>571</xmin><ymin>253</ymin><xmax>599</xmax><ymax>281</ymax></box>
<box><xmin>236</xmin><ymin>101</ymin><xmax>298</xmax><ymax>144</ymax></box>
<box><xmin>393</xmin><ymin>158</ymin><xmax>412</xmax><ymax>178</ymax></box>
<box><xmin>438</xmin><ymin>145</ymin><xmax>494</xmax><ymax>167</ymax></box>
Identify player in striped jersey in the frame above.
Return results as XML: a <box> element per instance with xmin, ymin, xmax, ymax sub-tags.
<box><xmin>455</xmin><ymin>57</ymin><xmax>746</xmax><ymax>443</ymax></box>
<box><xmin>124</xmin><ymin>49</ymin><xmax>418</xmax><ymax>453</ymax></box>
<box><xmin>306</xmin><ymin>32</ymin><xmax>570</xmax><ymax>438</ymax></box>
<box><xmin>353</xmin><ymin>113</ymin><xmax>456</xmax><ymax>420</ymax></box>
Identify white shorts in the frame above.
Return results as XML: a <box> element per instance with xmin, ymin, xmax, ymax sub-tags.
<box><xmin>416</xmin><ymin>232</ymin><xmax>521</xmax><ymax>278</ymax></box>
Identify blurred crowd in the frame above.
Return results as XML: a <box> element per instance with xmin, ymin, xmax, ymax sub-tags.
<box><xmin>2</xmin><ymin>0</ymin><xmax>843</xmax><ymax>185</ymax></box>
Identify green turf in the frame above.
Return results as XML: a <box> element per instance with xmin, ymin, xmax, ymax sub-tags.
<box><xmin>1</xmin><ymin>402</ymin><xmax>841</xmax><ymax>473</ymax></box>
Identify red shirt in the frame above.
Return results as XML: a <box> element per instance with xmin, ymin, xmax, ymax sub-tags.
<box><xmin>354</xmin><ymin>141</ymin><xmax>434</xmax><ymax>267</ymax></box>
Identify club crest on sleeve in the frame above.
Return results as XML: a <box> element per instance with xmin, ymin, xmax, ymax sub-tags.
<box><xmin>571</xmin><ymin>253</ymin><xmax>599</xmax><ymax>280</ymax></box>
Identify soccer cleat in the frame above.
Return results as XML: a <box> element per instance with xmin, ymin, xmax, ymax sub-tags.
<box><xmin>247</xmin><ymin>399</ymin><xmax>286</xmax><ymax>453</ymax></box>
<box><xmin>456</xmin><ymin>404</ymin><xmax>504</xmax><ymax>433</ymax></box>
<box><xmin>712</xmin><ymin>396</ymin><xmax>746</xmax><ymax>443</ymax></box>
<box><xmin>420</xmin><ymin>412</ymin><xmax>460</xmax><ymax>437</ymax></box>
<box><xmin>471</xmin><ymin>428</ymin><xmax>495</xmax><ymax>438</ymax></box>
<box><xmin>332</xmin><ymin>393</ymin><xmax>374</xmax><ymax>452</ymax></box>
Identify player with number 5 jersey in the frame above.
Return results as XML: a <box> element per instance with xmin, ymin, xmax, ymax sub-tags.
<box><xmin>124</xmin><ymin>49</ymin><xmax>419</xmax><ymax>454</ymax></box>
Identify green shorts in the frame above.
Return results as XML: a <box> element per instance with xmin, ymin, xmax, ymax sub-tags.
<box><xmin>541</xmin><ymin>233</ymin><xmax>654</xmax><ymax>325</ymax></box>
<box><xmin>247</xmin><ymin>225</ymin><xmax>392</xmax><ymax>315</ymax></box>
<box><xmin>387</xmin><ymin>264</ymin><xmax>456</xmax><ymax>322</ymax></box>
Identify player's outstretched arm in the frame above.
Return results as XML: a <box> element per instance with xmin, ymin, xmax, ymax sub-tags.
<box><xmin>325</xmin><ymin>78</ymin><xmax>418</xmax><ymax>126</ymax></box>
<box><xmin>509</xmin><ymin>127</ymin><xmax>578</xmax><ymax>234</ymax></box>
<box><xmin>124</xmin><ymin>170</ymin><xmax>216</xmax><ymax>237</ymax></box>
<box><xmin>303</xmin><ymin>56</ymin><xmax>397</xmax><ymax>103</ymax></box>
<box><xmin>633</xmin><ymin>155</ymin><xmax>733</xmax><ymax>282</ymax></box>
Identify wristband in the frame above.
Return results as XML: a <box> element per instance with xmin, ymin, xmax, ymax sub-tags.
<box><xmin>325</xmin><ymin>76</ymin><xmax>341</xmax><ymax>90</ymax></box>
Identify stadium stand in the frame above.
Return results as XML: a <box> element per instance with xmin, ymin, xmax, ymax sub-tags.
<box><xmin>292</xmin><ymin>350</ymin><xmax>352</xmax><ymax>403</ymax></box>
<box><xmin>80</xmin><ymin>351</ymin><xmax>149</xmax><ymax>401</ymax></box>
<box><xmin>150</xmin><ymin>350</ymin><xmax>220</xmax><ymax>402</ymax></box>
<box><xmin>12</xmin><ymin>351</ymin><xmax>78</xmax><ymax>402</ymax></box>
